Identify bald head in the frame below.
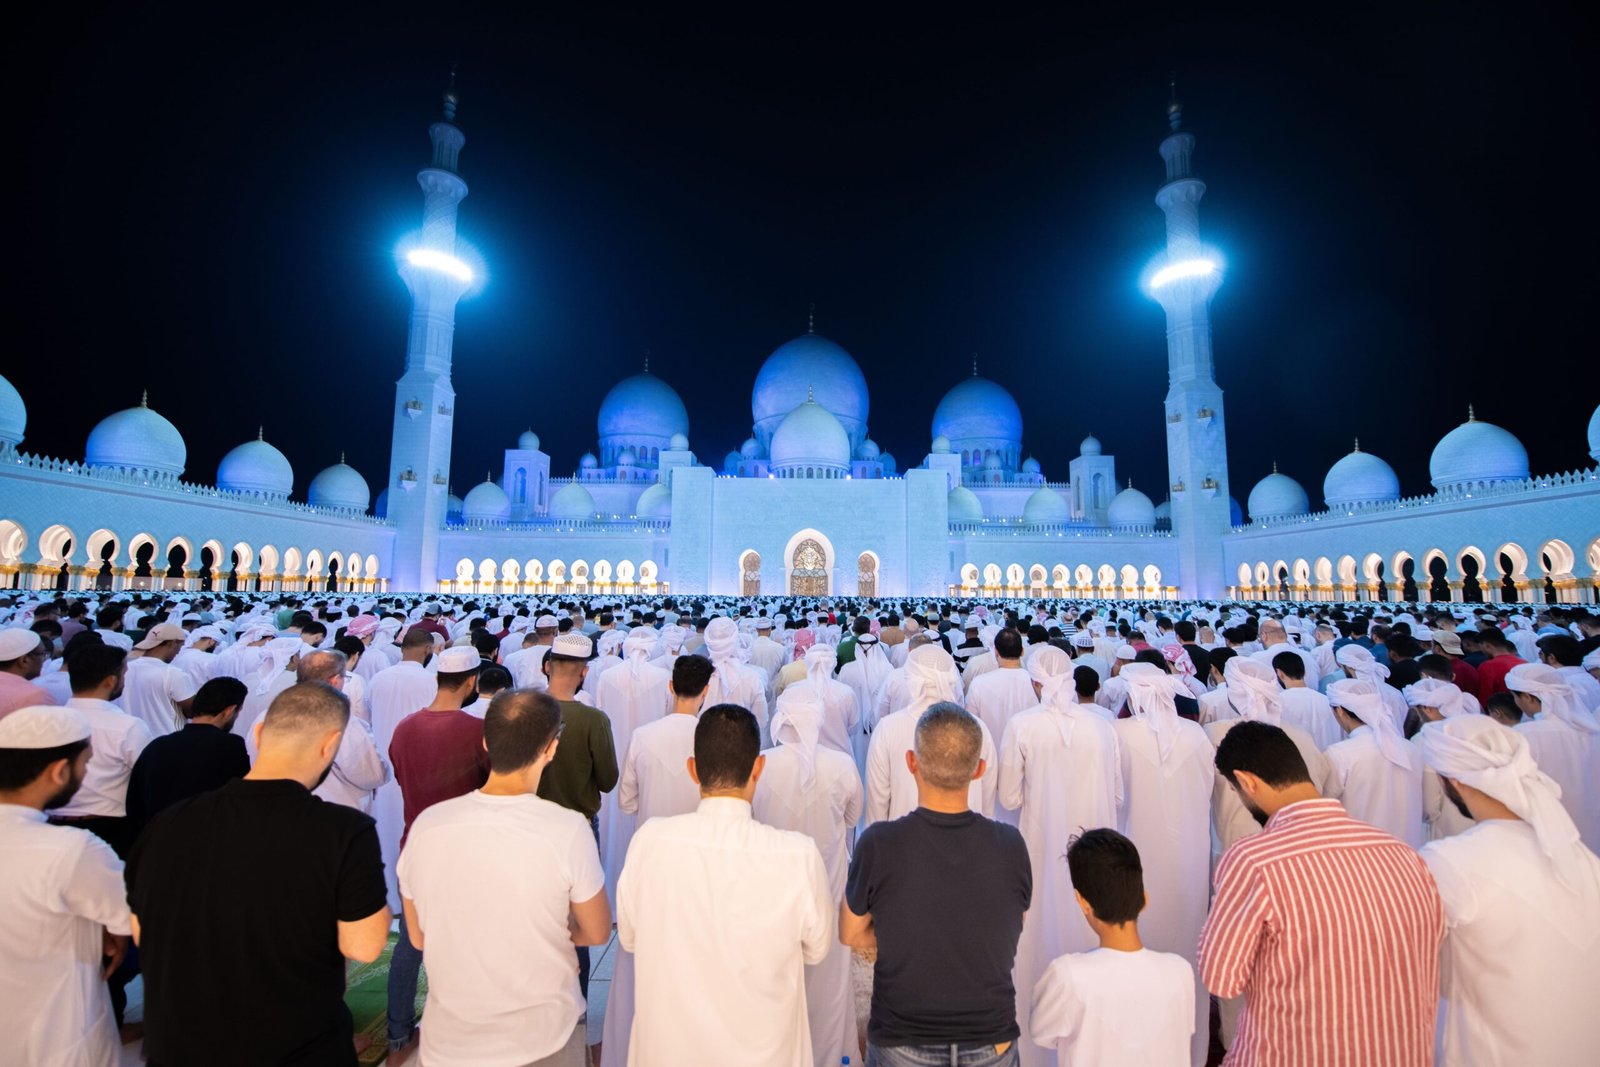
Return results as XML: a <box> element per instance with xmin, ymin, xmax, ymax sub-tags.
<box><xmin>296</xmin><ymin>649</ymin><xmax>348</xmax><ymax>685</ymax></box>
<box><xmin>913</xmin><ymin>702</ymin><xmax>983</xmax><ymax>790</ymax></box>
<box><xmin>259</xmin><ymin>682</ymin><xmax>350</xmax><ymax>746</ymax></box>
<box><xmin>1259</xmin><ymin>620</ymin><xmax>1286</xmax><ymax>645</ymax></box>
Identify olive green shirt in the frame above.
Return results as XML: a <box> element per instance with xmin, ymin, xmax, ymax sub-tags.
<box><xmin>536</xmin><ymin>699</ymin><xmax>619</xmax><ymax>818</ymax></box>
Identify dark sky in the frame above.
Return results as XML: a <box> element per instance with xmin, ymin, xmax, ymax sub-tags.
<box><xmin>11</xmin><ymin>4</ymin><xmax>1595</xmax><ymax>505</ymax></box>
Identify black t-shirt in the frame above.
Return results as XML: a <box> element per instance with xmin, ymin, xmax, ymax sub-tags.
<box><xmin>846</xmin><ymin>808</ymin><xmax>1032</xmax><ymax>1047</ymax></box>
<box><xmin>126</xmin><ymin>778</ymin><xmax>388</xmax><ymax>1067</ymax></box>
<box><xmin>125</xmin><ymin>723</ymin><xmax>250</xmax><ymax>834</ymax></box>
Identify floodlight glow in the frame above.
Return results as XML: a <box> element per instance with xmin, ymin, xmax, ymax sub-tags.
<box><xmin>1150</xmin><ymin>258</ymin><xmax>1216</xmax><ymax>289</ymax></box>
<box><xmin>406</xmin><ymin>248</ymin><xmax>474</xmax><ymax>283</ymax></box>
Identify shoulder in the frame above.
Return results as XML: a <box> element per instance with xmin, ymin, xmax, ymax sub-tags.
<box><xmin>312</xmin><ymin>793</ymin><xmax>378</xmax><ymax>838</ymax></box>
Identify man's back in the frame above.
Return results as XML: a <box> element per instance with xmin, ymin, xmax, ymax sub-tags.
<box><xmin>619</xmin><ymin>797</ymin><xmax>832</xmax><ymax>1066</ymax></box>
<box><xmin>966</xmin><ymin>667</ymin><xmax>1036</xmax><ymax>748</ymax></box>
<box><xmin>125</xmin><ymin>723</ymin><xmax>249</xmax><ymax>830</ymax></box>
<box><xmin>126</xmin><ymin>779</ymin><xmax>387</xmax><ymax>1066</ymax></box>
<box><xmin>389</xmin><ymin>709</ymin><xmax>489</xmax><ymax>841</ymax></box>
<box><xmin>1199</xmin><ymin>797</ymin><xmax>1443</xmax><ymax>1067</ymax></box>
<box><xmin>536</xmin><ymin>699</ymin><xmax>618</xmax><ymax>819</ymax></box>
<box><xmin>1324</xmin><ymin>729</ymin><xmax>1424</xmax><ymax>847</ymax></box>
<box><xmin>847</xmin><ymin>808</ymin><xmax>1031</xmax><ymax>1048</ymax></box>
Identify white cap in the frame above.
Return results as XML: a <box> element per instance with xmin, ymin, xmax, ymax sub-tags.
<box><xmin>550</xmin><ymin>633</ymin><xmax>595</xmax><ymax>660</ymax></box>
<box><xmin>1115</xmin><ymin>644</ymin><xmax>1138</xmax><ymax>661</ymax></box>
<box><xmin>0</xmin><ymin>705</ymin><xmax>91</xmax><ymax>749</ymax></box>
<box><xmin>434</xmin><ymin>646</ymin><xmax>481</xmax><ymax>673</ymax></box>
<box><xmin>1072</xmin><ymin>631</ymin><xmax>1094</xmax><ymax>648</ymax></box>
<box><xmin>534</xmin><ymin>614</ymin><xmax>559</xmax><ymax>630</ymax></box>
<box><xmin>755</xmin><ymin>618</ymin><xmax>773</xmax><ymax>630</ymax></box>
<box><xmin>0</xmin><ymin>628</ymin><xmax>42</xmax><ymax>660</ymax></box>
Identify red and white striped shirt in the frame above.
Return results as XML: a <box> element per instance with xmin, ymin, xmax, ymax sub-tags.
<box><xmin>1199</xmin><ymin>797</ymin><xmax>1444</xmax><ymax>1066</ymax></box>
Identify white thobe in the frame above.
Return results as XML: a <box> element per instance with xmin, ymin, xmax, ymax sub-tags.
<box><xmin>1075</xmin><ymin>653</ymin><xmax>1111</xmax><ymax>683</ymax></box>
<box><xmin>312</xmin><ymin>715</ymin><xmax>390</xmax><ymax>813</ymax></box>
<box><xmin>749</xmin><ymin>636</ymin><xmax>786</xmax><ymax>682</ymax></box>
<box><xmin>1204</xmin><ymin>719</ymin><xmax>1331</xmax><ymax>864</ymax></box>
<box><xmin>705</xmin><ymin>663</ymin><xmax>771</xmax><ymax>744</ymax></box>
<box><xmin>617</xmin><ymin>797</ymin><xmax>833</xmax><ymax>1067</ymax></box>
<box><xmin>1251</xmin><ymin>644</ymin><xmax>1318</xmax><ymax>687</ymax></box>
<box><xmin>343</xmin><ymin>670</ymin><xmax>369</xmax><ymax>724</ymax></box>
<box><xmin>0</xmin><ymin>807</ymin><xmax>132</xmax><ymax>1067</ymax></box>
<box><xmin>505</xmin><ymin>643</ymin><xmax>552</xmax><ymax>690</ymax></box>
<box><xmin>1322</xmin><ymin>726</ymin><xmax>1425</xmax><ymax>847</ymax></box>
<box><xmin>837</xmin><ymin>651</ymin><xmax>894</xmax><ymax>772</ymax></box>
<box><xmin>865</xmin><ymin>706</ymin><xmax>997</xmax><ymax>825</ymax></box>
<box><xmin>1422</xmin><ymin>820</ymin><xmax>1600</xmax><ymax>1066</ymax></box>
<box><xmin>55</xmin><ymin>698</ymin><xmax>152</xmax><ymax>819</ymax></box>
<box><xmin>967</xmin><ymin>667</ymin><xmax>1037</xmax><ymax>826</ymax></box>
<box><xmin>997</xmin><ymin>704</ymin><xmax>1122</xmax><ymax>1067</ymax></box>
<box><xmin>583</xmin><ymin>655</ymin><xmax>621</xmax><ymax>701</ymax></box>
<box><xmin>1113</xmin><ymin>715</ymin><xmax>1214</xmax><ymax>1067</ymax></box>
<box><xmin>172</xmin><ymin>647</ymin><xmax>218</xmax><ymax>689</ymax></box>
<box><xmin>234</xmin><ymin>670</ymin><xmax>294</xmax><ymax>741</ymax></box>
<box><xmin>1096</xmin><ymin>674</ymin><xmax>1129</xmax><ymax>716</ymax></box>
<box><xmin>784</xmin><ymin>678</ymin><xmax>859</xmax><ymax>757</ymax></box>
<box><xmin>1516</xmin><ymin>716</ymin><xmax>1600</xmax><ymax>850</ymax></box>
<box><xmin>1423</xmin><ymin>769</ymin><xmax>1476</xmax><ymax>841</ymax></box>
<box><xmin>119</xmin><ymin>656</ymin><xmax>197</xmax><ymax>737</ymax></box>
<box><xmin>596</xmin><ymin>657</ymin><xmax>674</xmax><ymax>902</ymax></box>
<box><xmin>368</xmin><ymin>660</ymin><xmax>438</xmax><ymax>908</ymax></box>
<box><xmin>962</xmin><ymin>650</ymin><xmax>998</xmax><ymax>690</ymax></box>
<box><xmin>606</xmin><ymin>712</ymin><xmax>705</xmax><ymax>1067</ymax></box>
<box><xmin>1279</xmin><ymin>686</ymin><xmax>1343</xmax><ymax>750</ymax></box>
<box><xmin>752</xmin><ymin>745</ymin><xmax>865</xmax><ymax>1067</ymax></box>
<box><xmin>1557</xmin><ymin>665</ymin><xmax>1600</xmax><ymax>713</ymax></box>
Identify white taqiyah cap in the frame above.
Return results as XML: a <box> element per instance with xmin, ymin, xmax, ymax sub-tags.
<box><xmin>0</xmin><ymin>628</ymin><xmax>42</xmax><ymax>660</ymax></box>
<box><xmin>434</xmin><ymin>646</ymin><xmax>481</xmax><ymax>673</ymax></box>
<box><xmin>1115</xmin><ymin>643</ymin><xmax>1138</xmax><ymax>661</ymax></box>
<box><xmin>0</xmin><ymin>704</ymin><xmax>91</xmax><ymax>749</ymax></box>
<box><xmin>550</xmin><ymin>633</ymin><xmax>595</xmax><ymax>660</ymax></box>
<box><xmin>534</xmin><ymin>614</ymin><xmax>559</xmax><ymax>630</ymax></box>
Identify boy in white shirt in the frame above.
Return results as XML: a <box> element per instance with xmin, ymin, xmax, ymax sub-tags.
<box><xmin>1030</xmin><ymin>828</ymin><xmax>1195</xmax><ymax>1065</ymax></box>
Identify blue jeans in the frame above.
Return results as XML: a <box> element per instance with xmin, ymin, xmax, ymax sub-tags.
<box><xmin>387</xmin><ymin>909</ymin><xmax>423</xmax><ymax>1049</ymax></box>
<box><xmin>866</xmin><ymin>1041</ymin><xmax>1020</xmax><ymax>1067</ymax></box>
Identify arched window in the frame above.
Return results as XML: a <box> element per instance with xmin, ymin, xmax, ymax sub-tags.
<box><xmin>790</xmin><ymin>539</ymin><xmax>828</xmax><ymax>596</ymax></box>
<box><xmin>740</xmin><ymin>551</ymin><xmax>762</xmax><ymax>597</ymax></box>
<box><xmin>514</xmin><ymin>468</ymin><xmax>527</xmax><ymax>504</ymax></box>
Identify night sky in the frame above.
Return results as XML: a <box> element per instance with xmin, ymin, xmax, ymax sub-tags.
<box><xmin>11</xmin><ymin>5</ymin><xmax>1595</xmax><ymax>506</ymax></box>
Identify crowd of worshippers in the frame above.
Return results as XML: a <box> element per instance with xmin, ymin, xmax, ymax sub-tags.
<box><xmin>2</xmin><ymin>590</ymin><xmax>1599</xmax><ymax>1067</ymax></box>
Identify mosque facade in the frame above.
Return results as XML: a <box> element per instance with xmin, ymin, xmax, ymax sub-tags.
<box><xmin>1</xmin><ymin>86</ymin><xmax>1597</xmax><ymax>603</ymax></box>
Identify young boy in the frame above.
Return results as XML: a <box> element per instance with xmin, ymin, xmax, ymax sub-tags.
<box><xmin>1483</xmin><ymin>691</ymin><xmax>1522</xmax><ymax>728</ymax></box>
<box><xmin>1029</xmin><ymin>828</ymin><xmax>1195</xmax><ymax>1064</ymax></box>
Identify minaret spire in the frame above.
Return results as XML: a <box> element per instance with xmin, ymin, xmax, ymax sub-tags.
<box><xmin>442</xmin><ymin>63</ymin><xmax>458</xmax><ymax>121</ymax></box>
<box><xmin>972</xmin><ymin>354</ymin><xmax>979</xmax><ymax>377</ymax></box>
<box><xmin>807</xmin><ymin>302</ymin><xmax>815</xmax><ymax>334</ymax></box>
<box><xmin>140</xmin><ymin>390</ymin><xmax>148</xmax><ymax>408</ymax></box>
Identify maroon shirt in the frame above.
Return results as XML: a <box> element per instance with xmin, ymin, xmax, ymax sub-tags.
<box><xmin>388</xmin><ymin>709</ymin><xmax>489</xmax><ymax>846</ymax></box>
<box><xmin>1475</xmin><ymin>653</ymin><xmax>1525</xmax><ymax>705</ymax></box>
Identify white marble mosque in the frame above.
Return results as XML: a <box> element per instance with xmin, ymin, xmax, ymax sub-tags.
<box><xmin>1</xmin><ymin>85</ymin><xmax>1597</xmax><ymax>602</ymax></box>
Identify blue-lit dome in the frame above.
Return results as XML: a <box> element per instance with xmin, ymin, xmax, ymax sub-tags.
<box><xmin>668</xmin><ymin>432</ymin><xmax>689</xmax><ymax>451</ymax></box>
<box><xmin>948</xmin><ymin>486</ymin><xmax>984</xmax><ymax>521</ymax></box>
<box><xmin>446</xmin><ymin>494</ymin><xmax>464</xmax><ymax>519</ymax></box>
<box><xmin>770</xmin><ymin>399</ymin><xmax>851</xmax><ymax>473</ymax></box>
<box><xmin>879</xmin><ymin>452</ymin><xmax>897</xmax><ymax>474</ymax></box>
<box><xmin>932</xmin><ymin>376</ymin><xmax>1023</xmax><ymax>468</ymax></box>
<box><xmin>518</xmin><ymin>430</ymin><xmax>541</xmax><ymax>451</ymax></box>
<box><xmin>1229</xmin><ymin>496</ymin><xmax>1244</xmax><ymax>526</ymax></box>
<box><xmin>859</xmin><ymin>438</ymin><xmax>881</xmax><ymax>460</ymax></box>
<box><xmin>308</xmin><ymin>459</ymin><xmax>370</xmax><ymax>512</ymax></box>
<box><xmin>0</xmin><ymin>373</ymin><xmax>25</xmax><ymax>448</ymax></box>
<box><xmin>217</xmin><ymin>433</ymin><xmax>293</xmax><ymax>498</ymax></box>
<box><xmin>753</xmin><ymin>334</ymin><xmax>869</xmax><ymax>453</ymax></box>
<box><xmin>1247</xmin><ymin>468</ymin><xmax>1310</xmax><ymax>520</ymax></box>
<box><xmin>617</xmin><ymin>447</ymin><xmax>639</xmax><ymax>467</ymax></box>
<box><xmin>636</xmin><ymin>482</ymin><xmax>671</xmax><ymax>519</ymax></box>
<box><xmin>931</xmin><ymin>435</ymin><xmax>952</xmax><ymax>454</ymax></box>
<box><xmin>462</xmin><ymin>477</ymin><xmax>511</xmax><ymax>522</ymax></box>
<box><xmin>740</xmin><ymin>437</ymin><xmax>761</xmax><ymax>460</ymax></box>
<box><xmin>1023</xmin><ymin>487</ymin><xmax>1070</xmax><ymax>525</ymax></box>
<box><xmin>1080</xmin><ymin>435</ymin><xmax>1102</xmax><ymax>457</ymax></box>
<box><xmin>982</xmin><ymin>451</ymin><xmax>1002</xmax><ymax>471</ymax></box>
<box><xmin>374</xmin><ymin>488</ymin><xmax>389</xmax><ymax>519</ymax></box>
<box><xmin>723</xmin><ymin>450</ymin><xmax>744</xmax><ymax>474</ymax></box>
<box><xmin>1021</xmin><ymin>456</ymin><xmax>1041</xmax><ymax>475</ymax></box>
<box><xmin>1323</xmin><ymin>443</ymin><xmax>1400</xmax><ymax>509</ymax></box>
<box><xmin>86</xmin><ymin>394</ymin><xmax>186</xmax><ymax>477</ymax></box>
<box><xmin>1108</xmin><ymin>485</ymin><xmax>1157</xmax><ymax>528</ymax></box>
<box><xmin>549</xmin><ymin>481</ymin><xmax>597</xmax><ymax>520</ymax></box>
<box><xmin>1429</xmin><ymin>410</ymin><xmax>1529</xmax><ymax>488</ymax></box>
<box><xmin>1154</xmin><ymin>500</ymin><xmax>1172</xmax><ymax>524</ymax></box>
<box><xmin>579</xmin><ymin>452</ymin><xmax>598</xmax><ymax>470</ymax></box>
<box><xmin>598</xmin><ymin>372</ymin><xmax>689</xmax><ymax>453</ymax></box>
<box><xmin>1587</xmin><ymin>404</ymin><xmax>1599</xmax><ymax>463</ymax></box>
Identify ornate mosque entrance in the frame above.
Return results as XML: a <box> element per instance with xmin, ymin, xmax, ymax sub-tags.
<box><xmin>740</xmin><ymin>551</ymin><xmax>762</xmax><ymax>596</ymax></box>
<box><xmin>789</xmin><ymin>538</ymin><xmax>829</xmax><ymax>596</ymax></box>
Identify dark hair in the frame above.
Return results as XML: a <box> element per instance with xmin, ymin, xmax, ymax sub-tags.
<box><xmin>470</xmin><ymin>629</ymin><xmax>500</xmax><ymax>660</ymax></box>
<box><xmin>1073</xmin><ymin>665</ymin><xmax>1100</xmax><ymax>699</ymax></box>
<box><xmin>333</xmin><ymin>635</ymin><xmax>365</xmax><ymax>662</ymax></box>
<box><xmin>994</xmin><ymin>629</ymin><xmax>1023</xmax><ymax>659</ymax></box>
<box><xmin>1214</xmin><ymin>721</ymin><xmax>1312</xmax><ymax>789</ymax></box>
<box><xmin>401</xmin><ymin>628</ymin><xmax>434</xmax><ymax>652</ymax></box>
<box><xmin>192</xmin><ymin>676</ymin><xmax>248</xmax><ymax>719</ymax></box>
<box><xmin>67</xmin><ymin>644</ymin><xmax>126</xmax><ymax>693</ymax></box>
<box><xmin>1027</xmin><ymin>624</ymin><xmax>1050</xmax><ymax>645</ymax></box>
<box><xmin>1484</xmin><ymin>691</ymin><xmax>1522</xmax><ymax>723</ymax></box>
<box><xmin>95</xmin><ymin>604</ymin><xmax>125</xmax><ymax>629</ymax></box>
<box><xmin>1066</xmin><ymin>828</ymin><xmax>1145</xmax><ymax>925</ymax></box>
<box><xmin>1537</xmin><ymin>634</ymin><xmax>1582</xmax><ymax>667</ymax></box>
<box><xmin>483</xmin><ymin>690</ymin><xmax>562</xmax><ymax>774</ymax></box>
<box><xmin>912</xmin><ymin>702</ymin><xmax>983</xmax><ymax>790</ymax></box>
<box><xmin>853</xmin><ymin>617</ymin><xmax>873</xmax><ymax>636</ymax></box>
<box><xmin>1416</xmin><ymin>653</ymin><xmax>1454</xmax><ymax>682</ymax></box>
<box><xmin>477</xmin><ymin>664</ymin><xmax>513</xmax><ymax>693</ymax></box>
<box><xmin>1134</xmin><ymin>648</ymin><xmax>1170</xmax><ymax>672</ymax></box>
<box><xmin>1174</xmin><ymin>620</ymin><xmax>1197</xmax><ymax>643</ymax></box>
<box><xmin>1271</xmin><ymin>650</ymin><xmax>1305</xmax><ymax>681</ymax></box>
<box><xmin>672</xmin><ymin>654</ymin><xmax>715</xmax><ymax>698</ymax></box>
<box><xmin>0</xmin><ymin>738</ymin><xmax>90</xmax><ymax>792</ymax></box>
<box><xmin>1387</xmin><ymin>635</ymin><xmax>1423</xmax><ymax>659</ymax></box>
<box><xmin>693</xmin><ymin>703</ymin><xmax>761</xmax><ymax>791</ymax></box>
<box><xmin>1209</xmin><ymin>647</ymin><xmax>1238</xmax><ymax>678</ymax></box>
<box><xmin>436</xmin><ymin>668</ymin><xmax>479</xmax><ymax>691</ymax></box>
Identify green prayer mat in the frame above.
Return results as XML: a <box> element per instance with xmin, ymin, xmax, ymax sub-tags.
<box><xmin>345</xmin><ymin>932</ymin><xmax>426</xmax><ymax>1065</ymax></box>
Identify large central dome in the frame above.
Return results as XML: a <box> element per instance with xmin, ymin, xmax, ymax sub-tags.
<box><xmin>752</xmin><ymin>333</ymin><xmax>869</xmax><ymax>454</ymax></box>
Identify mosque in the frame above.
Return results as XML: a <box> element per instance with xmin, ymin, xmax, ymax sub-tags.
<box><xmin>1</xmin><ymin>83</ymin><xmax>1597</xmax><ymax>603</ymax></box>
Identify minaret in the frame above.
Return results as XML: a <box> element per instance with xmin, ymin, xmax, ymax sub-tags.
<box><xmin>1149</xmin><ymin>84</ymin><xmax>1230</xmax><ymax>598</ymax></box>
<box><xmin>387</xmin><ymin>72</ymin><xmax>472</xmax><ymax>592</ymax></box>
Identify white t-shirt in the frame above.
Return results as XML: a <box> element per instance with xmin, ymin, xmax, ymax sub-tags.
<box><xmin>398</xmin><ymin>790</ymin><xmax>605</xmax><ymax>1067</ymax></box>
<box><xmin>1030</xmin><ymin>947</ymin><xmax>1194</xmax><ymax>1065</ymax></box>
<box><xmin>118</xmin><ymin>656</ymin><xmax>198</xmax><ymax>737</ymax></box>
<box><xmin>55</xmin><ymin>698</ymin><xmax>152</xmax><ymax>818</ymax></box>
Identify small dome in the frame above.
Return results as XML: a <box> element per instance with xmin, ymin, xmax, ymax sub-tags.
<box><xmin>879</xmin><ymin>452</ymin><xmax>897</xmax><ymax>474</ymax></box>
<box><xmin>217</xmin><ymin>434</ymin><xmax>293</xmax><ymax>498</ymax></box>
<box><xmin>982</xmin><ymin>451</ymin><xmax>1002</xmax><ymax>471</ymax></box>
<box><xmin>549</xmin><ymin>481</ymin><xmax>597</xmax><ymax>520</ymax></box>
<box><xmin>636</xmin><ymin>481</ymin><xmax>671</xmax><ymax>519</ymax></box>
<box><xmin>1247</xmin><ymin>468</ymin><xmax>1310</xmax><ymax>520</ymax></box>
<box><xmin>517</xmin><ymin>430</ymin><xmax>541</xmax><ymax>451</ymax></box>
<box><xmin>770</xmin><ymin>399</ymin><xmax>851</xmax><ymax>472</ymax></box>
<box><xmin>1154</xmin><ymin>500</ymin><xmax>1172</xmax><ymax>522</ymax></box>
<box><xmin>1586</xmin><ymin>404</ymin><xmax>1599</xmax><ymax>463</ymax></box>
<box><xmin>462</xmin><ymin>477</ymin><xmax>511</xmax><ymax>522</ymax></box>
<box><xmin>579</xmin><ymin>452</ymin><xmax>599</xmax><ymax>470</ymax></box>
<box><xmin>598</xmin><ymin>372</ymin><xmax>689</xmax><ymax>444</ymax></box>
<box><xmin>1229</xmin><ymin>496</ymin><xmax>1244</xmax><ymax>526</ymax></box>
<box><xmin>1108</xmin><ymin>485</ymin><xmax>1157</xmax><ymax>528</ymax></box>
<box><xmin>1429</xmin><ymin>410</ymin><xmax>1529</xmax><ymax>488</ymax></box>
<box><xmin>860</xmin><ymin>438</ymin><xmax>881</xmax><ymax>460</ymax></box>
<box><xmin>1021</xmin><ymin>456</ymin><xmax>1041</xmax><ymax>475</ymax></box>
<box><xmin>1080</xmin><ymin>435</ymin><xmax>1102</xmax><ymax>457</ymax></box>
<box><xmin>1323</xmin><ymin>443</ymin><xmax>1400</xmax><ymax>508</ymax></box>
<box><xmin>0</xmin><ymin>373</ymin><xmax>24</xmax><ymax>448</ymax></box>
<box><xmin>753</xmin><ymin>333</ymin><xmax>869</xmax><ymax>450</ymax></box>
<box><xmin>931</xmin><ymin>435</ymin><xmax>952</xmax><ymax>454</ymax></box>
<box><xmin>668</xmin><ymin>432</ymin><xmax>689</xmax><ymax>451</ymax></box>
<box><xmin>616</xmin><ymin>447</ymin><xmax>638</xmax><ymax>467</ymax></box>
<box><xmin>1023</xmin><ymin>487</ymin><xmax>1070</xmax><ymax>525</ymax></box>
<box><xmin>740</xmin><ymin>437</ymin><xmax>760</xmax><ymax>460</ymax></box>
<box><xmin>307</xmin><ymin>459</ymin><xmax>370</xmax><ymax>511</ymax></box>
<box><xmin>932</xmin><ymin>376</ymin><xmax>1023</xmax><ymax>453</ymax></box>
<box><xmin>86</xmin><ymin>395</ymin><xmax>185</xmax><ymax>476</ymax></box>
<box><xmin>374</xmin><ymin>488</ymin><xmax>389</xmax><ymax>519</ymax></box>
<box><xmin>723</xmin><ymin>450</ymin><xmax>744</xmax><ymax>474</ymax></box>
<box><xmin>948</xmin><ymin>485</ymin><xmax>984</xmax><ymax>521</ymax></box>
<box><xmin>446</xmin><ymin>494</ymin><xmax>464</xmax><ymax>519</ymax></box>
